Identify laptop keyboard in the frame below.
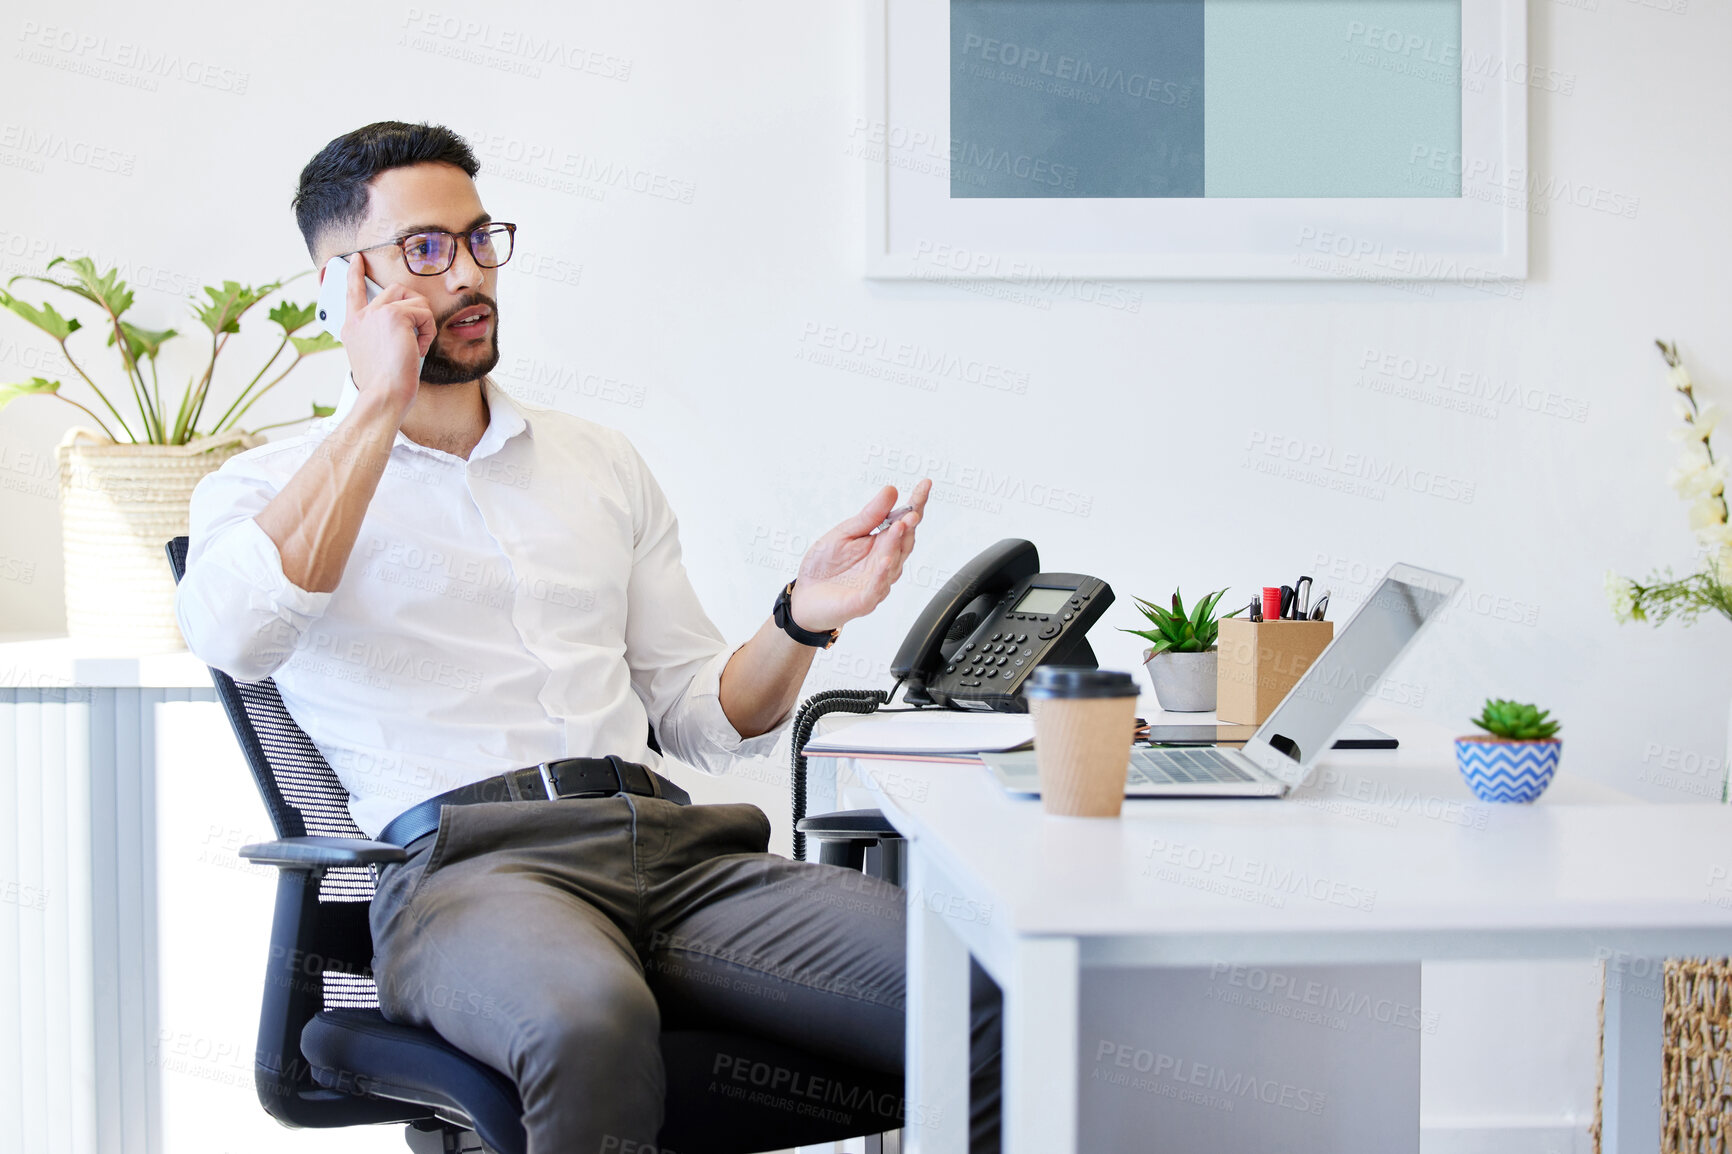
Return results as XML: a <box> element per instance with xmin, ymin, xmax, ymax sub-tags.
<box><xmin>1129</xmin><ymin>746</ymin><xmax>1257</xmax><ymax>786</ymax></box>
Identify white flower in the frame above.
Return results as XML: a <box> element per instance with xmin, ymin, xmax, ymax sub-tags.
<box><xmin>1670</xmin><ymin>448</ymin><xmax>1729</xmax><ymax>499</ymax></box>
<box><xmin>1669</xmin><ymin>363</ymin><xmax>1695</xmax><ymax>393</ymax></box>
<box><xmin>1670</xmin><ymin>444</ymin><xmax>1713</xmax><ymax>492</ymax></box>
<box><xmin>1605</xmin><ymin>571</ymin><xmax>1638</xmax><ymax>623</ymax></box>
<box><xmin>1688</xmin><ymin>496</ymin><xmax>1730</xmax><ymax>532</ymax></box>
<box><xmin>1696</xmin><ymin>403</ymin><xmax>1723</xmax><ymax>441</ymax></box>
<box><xmin>1700</xmin><ymin>521</ymin><xmax>1732</xmax><ymax>549</ymax></box>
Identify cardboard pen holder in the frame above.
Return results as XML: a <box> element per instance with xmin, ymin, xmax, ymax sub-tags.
<box><xmin>1215</xmin><ymin>618</ymin><xmax>1335</xmax><ymax>725</ymax></box>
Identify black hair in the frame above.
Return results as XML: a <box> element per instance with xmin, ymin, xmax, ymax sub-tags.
<box><xmin>291</xmin><ymin>121</ymin><xmax>479</xmax><ymax>258</ymax></box>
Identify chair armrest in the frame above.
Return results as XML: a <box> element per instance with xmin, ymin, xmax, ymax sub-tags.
<box><xmin>239</xmin><ymin>836</ymin><xmax>408</xmax><ymax>869</ymax></box>
<box><xmin>795</xmin><ymin>808</ymin><xmax>902</xmax><ymax>840</ymax></box>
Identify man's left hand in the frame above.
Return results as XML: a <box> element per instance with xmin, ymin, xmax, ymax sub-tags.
<box><xmin>787</xmin><ymin>479</ymin><xmax>931</xmax><ymax>633</ymax></box>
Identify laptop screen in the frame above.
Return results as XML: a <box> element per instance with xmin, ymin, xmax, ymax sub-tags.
<box><xmin>1243</xmin><ymin>563</ymin><xmax>1460</xmax><ymax>786</ymax></box>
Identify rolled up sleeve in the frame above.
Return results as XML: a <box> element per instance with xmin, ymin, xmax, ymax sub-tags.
<box><xmin>175</xmin><ymin>455</ymin><xmax>332</xmax><ymax>683</ymax></box>
<box><xmin>619</xmin><ymin>437</ymin><xmax>786</xmax><ymax>774</ymax></box>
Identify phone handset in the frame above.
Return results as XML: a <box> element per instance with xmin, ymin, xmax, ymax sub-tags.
<box><xmin>314</xmin><ymin>255</ymin><xmax>426</xmax><ymax>373</ymax></box>
<box><xmin>891</xmin><ymin>538</ymin><xmax>1039</xmax><ymax>705</ymax></box>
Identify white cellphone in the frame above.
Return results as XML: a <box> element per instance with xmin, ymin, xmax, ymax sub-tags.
<box><xmin>315</xmin><ymin>254</ymin><xmax>384</xmax><ymax>339</ymax></box>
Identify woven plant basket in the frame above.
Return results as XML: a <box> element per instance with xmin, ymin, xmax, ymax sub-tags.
<box><xmin>1594</xmin><ymin>958</ymin><xmax>1732</xmax><ymax>1154</ymax></box>
<box><xmin>56</xmin><ymin>427</ymin><xmax>262</xmax><ymax>647</ymax></box>
<box><xmin>1661</xmin><ymin>959</ymin><xmax>1732</xmax><ymax>1152</ymax></box>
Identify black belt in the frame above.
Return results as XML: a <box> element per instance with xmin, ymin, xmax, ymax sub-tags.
<box><xmin>377</xmin><ymin>755</ymin><xmax>690</xmax><ymax>849</ymax></box>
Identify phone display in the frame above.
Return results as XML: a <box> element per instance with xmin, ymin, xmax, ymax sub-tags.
<box><xmin>1012</xmin><ymin>586</ymin><xmax>1072</xmax><ymax>615</ymax></box>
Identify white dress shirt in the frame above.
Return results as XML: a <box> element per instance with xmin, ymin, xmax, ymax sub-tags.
<box><xmin>176</xmin><ymin>377</ymin><xmax>783</xmax><ymax>838</ymax></box>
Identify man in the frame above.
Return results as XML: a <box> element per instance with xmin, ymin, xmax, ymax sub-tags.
<box><xmin>176</xmin><ymin>121</ymin><xmax>1001</xmax><ymax>1152</ymax></box>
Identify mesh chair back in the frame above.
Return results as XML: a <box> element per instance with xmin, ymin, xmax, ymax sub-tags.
<box><xmin>167</xmin><ymin>537</ymin><xmax>378</xmax><ymax>1006</ymax></box>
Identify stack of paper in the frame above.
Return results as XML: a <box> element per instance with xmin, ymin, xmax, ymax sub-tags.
<box><xmin>800</xmin><ymin>710</ymin><xmax>1034</xmax><ymax>759</ymax></box>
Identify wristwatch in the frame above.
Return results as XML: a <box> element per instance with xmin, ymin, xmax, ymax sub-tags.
<box><xmin>772</xmin><ymin>580</ymin><xmax>839</xmax><ymax>649</ymax></box>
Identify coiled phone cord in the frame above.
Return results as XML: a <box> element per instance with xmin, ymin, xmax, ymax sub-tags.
<box><xmin>789</xmin><ymin>687</ymin><xmax>897</xmax><ymax>861</ymax></box>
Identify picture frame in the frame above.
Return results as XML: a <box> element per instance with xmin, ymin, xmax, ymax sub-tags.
<box><xmin>862</xmin><ymin>0</ymin><xmax>1529</xmax><ymax>282</ymax></box>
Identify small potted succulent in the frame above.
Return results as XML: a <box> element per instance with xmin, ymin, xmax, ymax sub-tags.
<box><xmin>1455</xmin><ymin>698</ymin><xmax>1563</xmax><ymax>803</ymax></box>
<box><xmin>1122</xmin><ymin>587</ymin><xmax>1242</xmax><ymax>712</ymax></box>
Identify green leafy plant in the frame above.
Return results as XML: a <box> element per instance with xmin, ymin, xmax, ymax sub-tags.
<box><xmin>0</xmin><ymin>255</ymin><xmax>340</xmax><ymax>445</ymax></box>
<box><xmin>1606</xmin><ymin>340</ymin><xmax>1731</xmax><ymax>628</ymax></box>
<box><xmin>1469</xmin><ymin>698</ymin><xmax>1561</xmax><ymax>741</ymax></box>
<box><xmin>1121</xmin><ymin>587</ymin><xmax>1242</xmax><ymax>655</ymax></box>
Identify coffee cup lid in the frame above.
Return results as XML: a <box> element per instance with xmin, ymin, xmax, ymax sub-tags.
<box><xmin>1023</xmin><ymin>666</ymin><xmax>1138</xmax><ymax>699</ymax></box>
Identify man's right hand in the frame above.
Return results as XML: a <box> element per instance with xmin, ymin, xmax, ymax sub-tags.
<box><xmin>257</xmin><ymin>257</ymin><xmax>438</xmax><ymax>593</ymax></box>
<box><xmin>339</xmin><ymin>254</ymin><xmax>437</xmax><ymax>419</ymax></box>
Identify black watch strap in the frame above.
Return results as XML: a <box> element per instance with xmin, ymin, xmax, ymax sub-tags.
<box><xmin>773</xmin><ymin>580</ymin><xmax>838</xmax><ymax>648</ymax></box>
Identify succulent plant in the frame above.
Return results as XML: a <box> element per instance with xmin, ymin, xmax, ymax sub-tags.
<box><xmin>1122</xmin><ymin>587</ymin><xmax>1242</xmax><ymax>655</ymax></box>
<box><xmin>1470</xmin><ymin>698</ymin><xmax>1561</xmax><ymax>741</ymax></box>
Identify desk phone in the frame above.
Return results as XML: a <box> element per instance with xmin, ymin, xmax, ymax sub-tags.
<box><xmin>890</xmin><ymin>539</ymin><xmax>1115</xmax><ymax>712</ymax></box>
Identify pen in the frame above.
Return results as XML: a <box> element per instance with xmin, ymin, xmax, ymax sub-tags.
<box><xmin>1310</xmin><ymin>592</ymin><xmax>1330</xmax><ymax>621</ymax></box>
<box><xmin>1292</xmin><ymin>575</ymin><xmax>1313</xmax><ymax>619</ymax></box>
<box><xmin>871</xmin><ymin>505</ymin><xmax>915</xmax><ymax>535</ymax></box>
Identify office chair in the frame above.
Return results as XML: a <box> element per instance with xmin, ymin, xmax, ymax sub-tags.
<box><xmin>166</xmin><ymin>537</ymin><xmax>903</xmax><ymax>1154</ymax></box>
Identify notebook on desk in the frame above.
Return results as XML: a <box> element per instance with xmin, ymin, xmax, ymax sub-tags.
<box><xmin>801</xmin><ymin>710</ymin><xmax>1034</xmax><ymax>756</ymax></box>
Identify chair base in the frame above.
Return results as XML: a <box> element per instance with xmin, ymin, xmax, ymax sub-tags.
<box><xmin>797</xmin><ymin>809</ymin><xmax>906</xmax><ymax>884</ymax></box>
<box><xmin>404</xmin><ymin>1120</ymin><xmax>492</xmax><ymax>1153</ymax></box>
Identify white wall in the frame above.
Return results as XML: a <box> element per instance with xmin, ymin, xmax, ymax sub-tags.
<box><xmin>1</xmin><ymin>0</ymin><xmax>1725</xmax><ymax>1144</ymax></box>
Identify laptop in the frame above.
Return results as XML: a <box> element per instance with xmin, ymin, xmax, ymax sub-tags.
<box><xmin>985</xmin><ymin>562</ymin><xmax>1461</xmax><ymax>799</ymax></box>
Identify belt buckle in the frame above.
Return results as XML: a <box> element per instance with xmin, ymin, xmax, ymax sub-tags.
<box><xmin>538</xmin><ymin>757</ymin><xmax>629</xmax><ymax>800</ymax></box>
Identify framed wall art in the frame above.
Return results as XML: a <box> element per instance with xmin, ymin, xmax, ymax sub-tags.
<box><xmin>862</xmin><ymin>0</ymin><xmax>1530</xmax><ymax>281</ymax></box>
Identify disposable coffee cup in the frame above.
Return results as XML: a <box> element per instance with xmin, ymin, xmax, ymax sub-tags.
<box><xmin>1024</xmin><ymin>666</ymin><xmax>1138</xmax><ymax>817</ymax></box>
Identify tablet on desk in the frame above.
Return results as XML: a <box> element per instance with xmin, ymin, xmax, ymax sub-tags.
<box><xmin>1142</xmin><ymin>722</ymin><xmax>1398</xmax><ymax>750</ymax></box>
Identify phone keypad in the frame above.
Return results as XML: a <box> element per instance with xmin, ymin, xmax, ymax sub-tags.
<box><xmin>931</xmin><ymin>574</ymin><xmax>1111</xmax><ymax>706</ymax></box>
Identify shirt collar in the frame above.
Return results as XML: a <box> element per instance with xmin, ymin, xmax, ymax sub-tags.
<box><xmin>330</xmin><ymin>374</ymin><xmax>531</xmax><ymax>460</ymax></box>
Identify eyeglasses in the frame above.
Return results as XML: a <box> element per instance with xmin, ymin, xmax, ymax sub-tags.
<box><xmin>344</xmin><ymin>222</ymin><xmax>517</xmax><ymax>277</ymax></box>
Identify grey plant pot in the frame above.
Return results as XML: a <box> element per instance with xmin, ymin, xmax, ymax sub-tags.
<box><xmin>1143</xmin><ymin>648</ymin><xmax>1218</xmax><ymax>712</ymax></box>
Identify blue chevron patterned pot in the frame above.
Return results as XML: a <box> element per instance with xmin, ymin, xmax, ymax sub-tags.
<box><xmin>1454</xmin><ymin>737</ymin><xmax>1562</xmax><ymax>803</ymax></box>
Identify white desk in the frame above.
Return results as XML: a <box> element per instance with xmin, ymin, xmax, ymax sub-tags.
<box><xmin>810</xmin><ymin>712</ymin><xmax>1725</xmax><ymax>1154</ymax></box>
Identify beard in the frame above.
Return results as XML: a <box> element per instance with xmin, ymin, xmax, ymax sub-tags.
<box><xmin>418</xmin><ymin>292</ymin><xmax>501</xmax><ymax>386</ymax></box>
